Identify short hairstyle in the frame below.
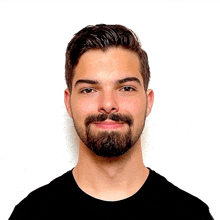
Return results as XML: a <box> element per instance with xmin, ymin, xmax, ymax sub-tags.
<box><xmin>65</xmin><ymin>24</ymin><xmax>150</xmax><ymax>93</ymax></box>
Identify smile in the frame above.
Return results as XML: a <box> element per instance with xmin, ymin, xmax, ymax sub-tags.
<box><xmin>93</xmin><ymin>121</ymin><xmax>125</xmax><ymax>129</ymax></box>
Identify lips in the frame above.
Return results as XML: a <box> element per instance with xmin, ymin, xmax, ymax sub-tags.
<box><xmin>93</xmin><ymin>120</ymin><xmax>124</xmax><ymax>125</ymax></box>
<box><xmin>93</xmin><ymin>120</ymin><xmax>125</xmax><ymax>129</ymax></box>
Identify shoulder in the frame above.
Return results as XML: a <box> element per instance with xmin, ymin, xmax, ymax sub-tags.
<box><xmin>26</xmin><ymin>169</ymin><xmax>73</xmax><ymax>201</ymax></box>
<box><xmin>9</xmin><ymin>169</ymin><xmax>74</xmax><ymax>220</ymax></box>
<box><xmin>147</xmin><ymin>168</ymin><xmax>212</xmax><ymax>219</ymax></box>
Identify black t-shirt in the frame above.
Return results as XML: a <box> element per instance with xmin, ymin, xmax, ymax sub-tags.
<box><xmin>9</xmin><ymin>167</ymin><xmax>214</xmax><ymax>220</ymax></box>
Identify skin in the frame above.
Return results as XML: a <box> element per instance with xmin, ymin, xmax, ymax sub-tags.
<box><xmin>64</xmin><ymin>47</ymin><xmax>154</xmax><ymax>201</ymax></box>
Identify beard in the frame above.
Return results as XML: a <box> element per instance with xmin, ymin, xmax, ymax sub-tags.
<box><xmin>86</xmin><ymin>125</ymin><xmax>132</xmax><ymax>157</ymax></box>
<box><xmin>72</xmin><ymin>112</ymin><xmax>145</xmax><ymax>158</ymax></box>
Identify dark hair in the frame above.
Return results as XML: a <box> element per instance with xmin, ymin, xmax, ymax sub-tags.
<box><xmin>65</xmin><ymin>24</ymin><xmax>150</xmax><ymax>93</ymax></box>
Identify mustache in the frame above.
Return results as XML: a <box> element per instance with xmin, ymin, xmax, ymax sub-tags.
<box><xmin>85</xmin><ymin>113</ymin><xmax>133</xmax><ymax>127</ymax></box>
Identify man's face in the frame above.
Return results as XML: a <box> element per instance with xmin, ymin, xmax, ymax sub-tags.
<box><xmin>65</xmin><ymin>47</ymin><xmax>153</xmax><ymax>158</ymax></box>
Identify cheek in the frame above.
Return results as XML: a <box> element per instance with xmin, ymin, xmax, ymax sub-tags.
<box><xmin>123</xmin><ymin>96</ymin><xmax>146</xmax><ymax>116</ymax></box>
<box><xmin>71</xmin><ymin>98</ymin><xmax>95</xmax><ymax>119</ymax></box>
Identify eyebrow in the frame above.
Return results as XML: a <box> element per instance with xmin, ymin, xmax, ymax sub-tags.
<box><xmin>74</xmin><ymin>77</ymin><xmax>142</xmax><ymax>89</ymax></box>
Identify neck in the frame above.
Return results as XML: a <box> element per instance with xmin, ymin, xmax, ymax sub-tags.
<box><xmin>73</xmin><ymin>139</ymin><xmax>149</xmax><ymax>201</ymax></box>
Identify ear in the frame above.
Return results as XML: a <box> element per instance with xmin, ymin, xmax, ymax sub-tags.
<box><xmin>64</xmin><ymin>89</ymin><xmax>73</xmax><ymax>118</ymax></box>
<box><xmin>146</xmin><ymin>89</ymin><xmax>154</xmax><ymax>117</ymax></box>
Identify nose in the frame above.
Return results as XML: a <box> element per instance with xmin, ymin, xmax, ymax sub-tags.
<box><xmin>98</xmin><ymin>91</ymin><xmax>119</xmax><ymax>114</ymax></box>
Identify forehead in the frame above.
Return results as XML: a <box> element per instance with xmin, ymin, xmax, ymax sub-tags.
<box><xmin>73</xmin><ymin>47</ymin><xmax>143</xmax><ymax>87</ymax></box>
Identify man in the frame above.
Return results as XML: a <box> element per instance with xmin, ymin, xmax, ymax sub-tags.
<box><xmin>9</xmin><ymin>24</ymin><xmax>214</xmax><ymax>219</ymax></box>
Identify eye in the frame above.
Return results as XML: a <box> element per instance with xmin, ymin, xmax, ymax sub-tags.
<box><xmin>120</xmin><ymin>86</ymin><xmax>136</xmax><ymax>92</ymax></box>
<box><xmin>79</xmin><ymin>86</ymin><xmax>136</xmax><ymax>94</ymax></box>
<box><xmin>80</xmin><ymin>88</ymin><xmax>95</xmax><ymax>94</ymax></box>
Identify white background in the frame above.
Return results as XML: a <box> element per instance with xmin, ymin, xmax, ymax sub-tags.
<box><xmin>1</xmin><ymin>0</ymin><xmax>219</xmax><ymax>219</ymax></box>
